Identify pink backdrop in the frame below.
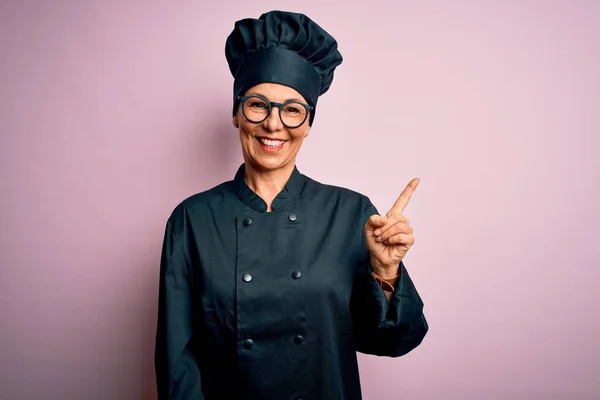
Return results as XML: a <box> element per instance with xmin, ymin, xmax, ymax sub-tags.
<box><xmin>1</xmin><ymin>1</ymin><xmax>599</xmax><ymax>399</ymax></box>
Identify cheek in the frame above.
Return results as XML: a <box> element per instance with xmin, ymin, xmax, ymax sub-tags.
<box><xmin>239</xmin><ymin>123</ymin><xmax>253</xmax><ymax>139</ymax></box>
<box><xmin>288</xmin><ymin>134</ymin><xmax>306</xmax><ymax>151</ymax></box>
<box><xmin>290</xmin><ymin>126</ymin><xmax>308</xmax><ymax>141</ymax></box>
<box><xmin>238</xmin><ymin>127</ymin><xmax>252</xmax><ymax>148</ymax></box>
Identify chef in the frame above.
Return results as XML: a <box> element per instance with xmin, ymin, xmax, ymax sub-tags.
<box><xmin>155</xmin><ymin>10</ymin><xmax>428</xmax><ymax>400</ymax></box>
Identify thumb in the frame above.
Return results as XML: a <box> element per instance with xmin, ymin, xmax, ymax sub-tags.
<box><xmin>365</xmin><ymin>214</ymin><xmax>386</xmax><ymax>232</ymax></box>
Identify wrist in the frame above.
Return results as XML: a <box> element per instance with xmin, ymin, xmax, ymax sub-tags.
<box><xmin>370</xmin><ymin>259</ymin><xmax>400</xmax><ymax>280</ymax></box>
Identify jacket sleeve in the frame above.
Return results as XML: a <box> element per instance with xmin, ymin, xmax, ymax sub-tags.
<box><xmin>350</xmin><ymin>199</ymin><xmax>429</xmax><ymax>357</ymax></box>
<box><xmin>155</xmin><ymin>214</ymin><xmax>205</xmax><ymax>399</ymax></box>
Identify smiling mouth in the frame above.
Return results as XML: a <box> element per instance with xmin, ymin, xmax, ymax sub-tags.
<box><xmin>256</xmin><ymin>137</ymin><xmax>287</xmax><ymax>149</ymax></box>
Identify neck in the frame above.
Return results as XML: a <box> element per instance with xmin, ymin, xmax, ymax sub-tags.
<box><xmin>244</xmin><ymin>162</ymin><xmax>295</xmax><ymax>212</ymax></box>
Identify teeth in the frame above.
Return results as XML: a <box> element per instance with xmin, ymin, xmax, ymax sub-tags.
<box><xmin>258</xmin><ymin>138</ymin><xmax>285</xmax><ymax>147</ymax></box>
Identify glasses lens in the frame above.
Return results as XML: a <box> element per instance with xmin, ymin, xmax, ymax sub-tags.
<box><xmin>281</xmin><ymin>102</ymin><xmax>308</xmax><ymax>128</ymax></box>
<box><xmin>242</xmin><ymin>96</ymin><xmax>269</xmax><ymax>123</ymax></box>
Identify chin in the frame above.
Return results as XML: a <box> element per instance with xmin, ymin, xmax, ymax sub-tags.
<box><xmin>253</xmin><ymin>159</ymin><xmax>288</xmax><ymax>171</ymax></box>
<box><xmin>248</xmin><ymin>153</ymin><xmax>292</xmax><ymax>172</ymax></box>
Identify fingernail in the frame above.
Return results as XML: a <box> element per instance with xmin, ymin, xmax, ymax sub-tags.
<box><xmin>374</xmin><ymin>230</ymin><xmax>380</xmax><ymax>236</ymax></box>
<box><xmin>375</xmin><ymin>236</ymin><xmax>381</xmax><ymax>242</ymax></box>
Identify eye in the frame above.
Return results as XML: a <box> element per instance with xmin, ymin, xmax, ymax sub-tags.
<box><xmin>249</xmin><ymin>101</ymin><xmax>267</xmax><ymax>109</ymax></box>
<box><xmin>283</xmin><ymin>105</ymin><xmax>302</xmax><ymax>115</ymax></box>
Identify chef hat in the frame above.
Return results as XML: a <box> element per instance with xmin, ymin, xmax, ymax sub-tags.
<box><xmin>225</xmin><ymin>10</ymin><xmax>343</xmax><ymax>126</ymax></box>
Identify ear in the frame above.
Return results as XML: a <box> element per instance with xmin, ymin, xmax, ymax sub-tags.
<box><xmin>304</xmin><ymin>126</ymin><xmax>311</xmax><ymax>138</ymax></box>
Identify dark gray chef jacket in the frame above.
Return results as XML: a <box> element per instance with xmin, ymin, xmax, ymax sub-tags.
<box><xmin>155</xmin><ymin>163</ymin><xmax>428</xmax><ymax>400</ymax></box>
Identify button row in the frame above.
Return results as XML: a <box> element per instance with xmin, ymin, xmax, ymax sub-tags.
<box><xmin>243</xmin><ymin>336</ymin><xmax>304</xmax><ymax>349</ymax></box>
<box><xmin>242</xmin><ymin>271</ymin><xmax>301</xmax><ymax>282</ymax></box>
<box><xmin>242</xmin><ymin>214</ymin><xmax>298</xmax><ymax>227</ymax></box>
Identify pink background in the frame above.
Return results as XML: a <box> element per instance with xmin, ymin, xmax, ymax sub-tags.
<box><xmin>1</xmin><ymin>1</ymin><xmax>599</xmax><ymax>399</ymax></box>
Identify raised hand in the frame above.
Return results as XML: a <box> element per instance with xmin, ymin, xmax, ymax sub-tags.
<box><xmin>364</xmin><ymin>178</ymin><xmax>420</xmax><ymax>278</ymax></box>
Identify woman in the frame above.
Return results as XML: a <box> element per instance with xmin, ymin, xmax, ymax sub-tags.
<box><xmin>155</xmin><ymin>10</ymin><xmax>428</xmax><ymax>400</ymax></box>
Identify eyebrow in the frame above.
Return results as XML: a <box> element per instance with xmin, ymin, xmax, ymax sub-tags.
<box><xmin>247</xmin><ymin>92</ymin><xmax>305</xmax><ymax>103</ymax></box>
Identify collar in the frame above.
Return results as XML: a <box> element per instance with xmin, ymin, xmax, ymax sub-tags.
<box><xmin>232</xmin><ymin>163</ymin><xmax>306</xmax><ymax>213</ymax></box>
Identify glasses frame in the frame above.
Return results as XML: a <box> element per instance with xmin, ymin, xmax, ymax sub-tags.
<box><xmin>237</xmin><ymin>95</ymin><xmax>314</xmax><ymax>129</ymax></box>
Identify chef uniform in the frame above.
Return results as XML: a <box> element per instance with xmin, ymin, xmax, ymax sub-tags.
<box><xmin>155</xmin><ymin>10</ymin><xmax>428</xmax><ymax>400</ymax></box>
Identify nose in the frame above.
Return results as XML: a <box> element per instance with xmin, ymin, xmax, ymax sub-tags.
<box><xmin>263</xmin><ymin>104</ymin><xmax>284</xmax><ymax>132</ymax></box>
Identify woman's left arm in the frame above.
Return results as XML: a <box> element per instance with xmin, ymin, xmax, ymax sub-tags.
<box><xmin>350</xmin><ymin>258</ymin><xmax>428</xmax><ymax>357</ymax></box>
<box><xmin>350</xmin><ymin>182</ymin><xmax>429</xmax><ymax>357</ymax></box>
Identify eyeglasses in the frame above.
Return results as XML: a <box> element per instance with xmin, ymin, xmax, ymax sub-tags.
<box><xmin>237</xmin><ymin>95</ymin><xmax>314</xmax><ymax>129</ymax></box>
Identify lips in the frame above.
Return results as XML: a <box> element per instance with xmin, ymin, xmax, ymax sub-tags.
<box><xmin>256</xmin><ymin>137</ymin><xmax>287</xmax><ymax>148</ymax></box>
<box><xmin>254</xmin><ymin>136</ymin><xmax>288</xmax><ymax>154</ymax></box>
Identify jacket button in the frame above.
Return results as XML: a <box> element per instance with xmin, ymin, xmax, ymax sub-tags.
<box><xmin>243</xmin><ymin>217</ymin><xmax>252</xmax><ymax>226</ymax></box>
<box><xmin>242</xmin><ymin>273</ymin><xmax>252</xmax><ymax>282</ymax></box>
<box><xmin>294</xmin><ymin>335</ymin><xmax>304</xmax><ymax>345</ymax></box>
<box><xmin>288</xmin><ymin>213</ymin><xmax>297</xmax><ymax>222</ymax></box>
<box><xmin>291</xmin><ymin>270</ymin><xmax>301</xmax><ymax>279</ymax></box>
<box><xmin>243</xmin><ymin>339</ymin><xmax>254</xmax><ymax>349</ymax></box>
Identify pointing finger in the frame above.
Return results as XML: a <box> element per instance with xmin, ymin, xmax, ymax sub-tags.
<box><xmin>390</xmin><ymin>177</ymin><xmax>420</xmax><ymax>214</ymax></box>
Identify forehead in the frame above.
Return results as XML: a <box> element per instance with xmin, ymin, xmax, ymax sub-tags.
<box><xmin>244</xmin><ymin>82</ymin><xmax>306</xmax><ymax>103</ymax></box>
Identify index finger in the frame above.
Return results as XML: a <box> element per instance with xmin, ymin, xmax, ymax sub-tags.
<box><xmin>391</xmin><ymin>177</ymin><xmax>420</xmax><ymax>213</ymax></box>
